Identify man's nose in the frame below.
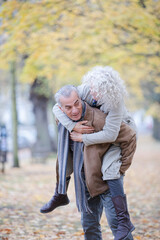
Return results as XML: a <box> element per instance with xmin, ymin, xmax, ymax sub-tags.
<box><xmin>72</xmin><ymin>107</ymin><xmax>78</xmax><ymax>114</ymax></box>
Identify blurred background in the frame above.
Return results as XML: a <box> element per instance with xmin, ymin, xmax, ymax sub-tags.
<box><xmin>0</xmin><ymin>0</ymin><xmax>159</xmax><ymax>168</ymax></box>
<box><xmin>0</xmin><ymin>1</ymin><xmax>159</xmax><ymax>239</ymax></box>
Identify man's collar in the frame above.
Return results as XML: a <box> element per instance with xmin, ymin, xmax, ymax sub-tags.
<box><xmin>73</xmin><ymin>100</ymin><xmax>86</xmax><ymax>122</ymax></box>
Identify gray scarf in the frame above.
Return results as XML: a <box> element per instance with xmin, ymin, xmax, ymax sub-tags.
<box><xmin>57</xmin><ymin>102</ymin><xmax>91</xmax><ymax>212</ymax></box>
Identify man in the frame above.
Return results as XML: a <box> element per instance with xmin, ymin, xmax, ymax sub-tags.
<box><xmin>40</xmin><ymin>85</ymin><xmax>136</xmax><ymax>240</ymax></box>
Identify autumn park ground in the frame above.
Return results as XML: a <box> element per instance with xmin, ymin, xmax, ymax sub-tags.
<box><xmin>0</xmin><ymin>134</ymin><xmax>160</xmax><ymax>240</ymax></box>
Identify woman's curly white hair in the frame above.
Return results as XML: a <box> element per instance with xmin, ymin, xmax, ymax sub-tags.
<box><xmin>82</xmin><ymin>66</ymin><xmax>128</xmax><ymax>109</ymax></box>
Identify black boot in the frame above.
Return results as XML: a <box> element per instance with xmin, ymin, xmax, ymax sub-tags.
<box><xmin>40</xmin><ymin>177</ymin><xmax>70</xmax><ymax>213</ymax></box>
<box><xmin>112</xmin><ymin>195</ymin><xmax>135</xmax><ymax>240</ymax></box>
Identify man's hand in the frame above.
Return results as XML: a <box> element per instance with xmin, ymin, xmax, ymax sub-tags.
<box><xmin>70</xmin><ymin>131</ymin><xmax>83</xmax><ymax>142</ymax></box>
<box><xmin>73</xmin><ymin>121</ymin><xmax>94</xmax><ymax>134</ymax></box>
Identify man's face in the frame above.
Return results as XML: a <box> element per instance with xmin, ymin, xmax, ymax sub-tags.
<box><xmin>60</xmin><ymin>90</ymin><xmax>83</xmax><ymax>121</ymax></box>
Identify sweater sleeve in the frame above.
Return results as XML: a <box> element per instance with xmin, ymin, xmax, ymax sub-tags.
<box><xmin>77</xmin><ymin>84</ymin><xmax>94</xmax><ymax>106</ymax></box>
<box><xmin>52</xmin><ymin>104</ymin><xmax>76</xmax><ymax>132</ymax></box>
<box><xmin>82</xmin><ymin>101</ymin><xmax>124</xmax><ymax>146</ymax></box>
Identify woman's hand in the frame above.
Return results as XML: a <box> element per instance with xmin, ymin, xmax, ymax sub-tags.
<box><xmin>70</xmin><ymin>131</ymin><xmax>83</xmax><ymax>142</ymax></box>
<box><xmin>73</xmin><ymin>121</ymin><xmax>94</xmax><ymax>134</ymax></box>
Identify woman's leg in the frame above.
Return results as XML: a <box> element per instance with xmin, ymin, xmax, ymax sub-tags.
<box><xmin>40</xmin><ymin>159</ymin><xmax>71</xmax><ymax>214</ymax></box>
<box><xmin>40</xmin><ymin>176</ymin><xmax>70</xmax><ymax>213</ymax></box>
<box><xmin>100</xmin><ymin>189</ymin><xmax>118</xmax><ymax>237</ymax></box>
<box><xmin>107</xmin><ymin>176</ymin><xmax>135</xmax><ymax>240</ymax></box>
<box><xmin>107</xmin><ymin>176</ymin><xmax>124</xmax><ymax>197</ymax></box>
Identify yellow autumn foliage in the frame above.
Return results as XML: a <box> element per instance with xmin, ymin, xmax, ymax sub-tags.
<box><xmin>0</xmin><ymin>0</ymin><xmax>159</xmax><ymax>112</ymax></box>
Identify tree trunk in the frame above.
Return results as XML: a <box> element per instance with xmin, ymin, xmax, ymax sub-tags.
<box><xmin>153</xmin><ymin>118</ymin><xmax>160</xmax><ymax>141</ymax></box>
<box><xmin>10</xmin><ymin>61</ymin><xmax>19</xmax><ymax>167</ymax></box>
<box><xmin>30</xmin><ymin>79</ymin><xmax>54</xmax><ymax>160</ymax></box>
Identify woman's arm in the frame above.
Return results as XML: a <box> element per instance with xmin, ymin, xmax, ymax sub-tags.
<box><xmin>70</xmin><ymin>101</ymin><xmax>124</xmax><ymax>145</ymax></box>
<box><xmin>77</xmin><ymin>84</ymin><xmax>97</xmax><ymax>106</ymax></box>
<box><xmin>52</xmin><ymin>103</ymin><xmax>94</xmax><ymax>134</ymax></box>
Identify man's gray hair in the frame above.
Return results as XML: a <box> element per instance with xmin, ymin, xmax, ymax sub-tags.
<box><xmin>55</xmin><ymin>85</ymin><xmax>80</xmax><ymax>106</ymax></box>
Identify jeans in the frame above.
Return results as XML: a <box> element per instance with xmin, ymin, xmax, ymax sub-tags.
<box><xmin>107</xmin><ymin>176</ymin><xmax>125</xmax><ymax>197</ymax></box>
<box><xmin>81</xmin><ymin>176</ymin><xmax>133</xmax><ymax>240</ymax></box>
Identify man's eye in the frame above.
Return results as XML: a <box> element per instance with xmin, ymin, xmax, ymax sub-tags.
<box><xmin>75</xmin><ymin>101</ymin><xmax>79</xmax><ymax>106</ymax></box>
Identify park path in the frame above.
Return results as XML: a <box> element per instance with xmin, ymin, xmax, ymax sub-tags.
<box><xmin>0</xmin><ymin>134</ymin><xmax>160</xmax><ymax>240</ymax></box>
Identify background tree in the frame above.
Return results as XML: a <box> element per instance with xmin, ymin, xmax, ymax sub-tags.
<box><xmin>10</xmin><ymin>60</ymin><xmax>19</xmax><ymax>167</ymax></box>
<box><xmin>30</xmin><ymin>78</ymin><xmax>55</xmax><ymax>159</ymax></box>
<box><xmin>0</xmin><ymin>0</ymin><xmax>159</xmax><ymax>141</ymax></box>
